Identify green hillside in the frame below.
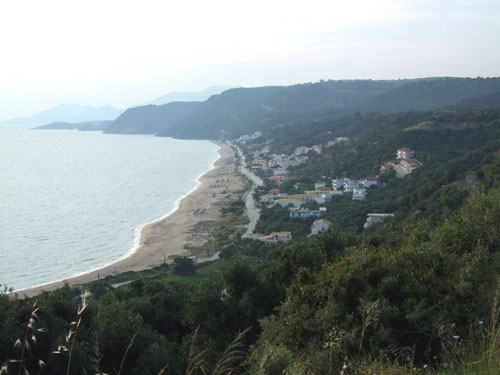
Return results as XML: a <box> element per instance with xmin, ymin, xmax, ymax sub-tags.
<box><xmin>162</xmin><ymin>80</ymin><xmax>406</xmax><ymax>139</ymax></box>
<box><xmin>104</xmin><ymin>101</ymin><xmax>200</xmax><ymax>134</ymax></box>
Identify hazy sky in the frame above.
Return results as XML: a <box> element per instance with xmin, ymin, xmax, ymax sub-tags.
<box><xmin>1</xmin><ymin>0</ymin><xmax>499</xmax><ymax>120</ymax></box>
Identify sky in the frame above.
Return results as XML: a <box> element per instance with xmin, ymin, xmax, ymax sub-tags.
<box><xmin>0</xmin><ymin>0</ymin><xmax>499</xmax><ymax>120</ymax></box>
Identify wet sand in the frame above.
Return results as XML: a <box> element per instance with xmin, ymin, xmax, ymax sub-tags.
<box><xmin>18</xmin><ymin>142</ymin><xmax>243</xmax><ymax>298</ymax></box>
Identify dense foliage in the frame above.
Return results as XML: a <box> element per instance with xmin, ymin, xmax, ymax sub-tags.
<box><xmin>2</xmin><ymin>188</ymin><xmax>500</xmax><ymax>374</ymax></box>
<box><xmin>105</xmin><ymin>102</ymin><xmax>200</xmax><ymax>134</ymax></box>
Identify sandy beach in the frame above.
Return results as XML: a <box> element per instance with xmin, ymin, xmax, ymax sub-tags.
<box><xmin>18</xmin><ymin>142</ymin><xmax>243</xmax><ymax>298</ymax></box>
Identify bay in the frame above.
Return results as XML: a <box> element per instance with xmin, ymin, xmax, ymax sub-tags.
<box><xmin>0</xmin><ymin>128</ymin><xmax>218</xmax><ymax>291</ymax></box>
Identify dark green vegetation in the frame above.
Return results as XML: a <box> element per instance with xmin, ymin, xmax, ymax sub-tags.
<box><xmin>104</xmin><ymin>102</ymin><xmax>200</xmax><ymax>135</ymax></box>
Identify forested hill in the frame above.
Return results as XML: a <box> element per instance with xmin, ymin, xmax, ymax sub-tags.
<box><xmin>33</xmin><ymin>120</ymin><xmax>112</xmax><ymax>131</ymax></box>
<box><xmin>161</xmin><ymin>80</ymin><xmax>406</xmax><ymax>139</ymax></box>
<box><xmin>104</xmin><ymin>101</ymin><xmax>200</xmax><ymax>134</ymax></box>
<box><xmin>252</xmin><ymin>109</ymin><xmax>500</xmax><ymax>233</ymax></box>
<box><xmin>104</xmin><ymin>77</ymin><xmax>500</xmax><ymax>139</ymax></box>
<box><xmin>352</xmin><ymin>77</ymin><xmax>500</xmax><ymax>113</ymax></box>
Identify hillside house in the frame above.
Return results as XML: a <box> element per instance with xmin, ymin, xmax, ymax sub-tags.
<box><xmin>289</xmin><ymin>208</ymin><xmax>322</xmax><ymax>219</ymax></box>
<box><xmin>294</xmin><ymin>146</ymin><xmax>309</xmax><ymax>155</ymax></box>
<box><xmin>362</xmin><ymin>177</ymin><xmax>379</xmax><ymax>188</ymax></box>
<box><xmin>336</xmin><ymin>137</ymin><xmax>350</xmax><ymax>143</ymax></box>
<box><xmin>314</xmin><ymin>181</ymin><xmax>327</xmax><ymax>190</ymax></box>
<box><xmin>259</xmin><ymin>194</ymin><xmax>282</xmax><ymax>204</ymax></box>
<box><xmin>311</xmin><ymin>219</ymin><xmax>332</xmax><ymax>235</ymax></box>
<box><xmin>312</xmin><ymin>145</ymin><xmax>322</xmax><ymax>154</ymax></box>
<box><xmin>344</xmin><ymin>181</ymin><xmax>361</xmax><ymax>192</ymax></box>
<box><xmin>363</xmin><ymin>213</ymin><xmax>394</xmax><ymax>229</ymax></box>
<box><xmin>398</xmin><ymin>159</ymin><xmax>422</xmax><ymax>176</ymax></box>
<box><xmin>273</xmin><ymin>168</ymin><xmax>290</xmax><ymax>176</ymax></box>
<box><xmin>397</xmin><ymin>148</ymin><xmax>415</xmax><ymax>160</ymax></box>
<box><xmin>332</xmin><ymin>179</ymin><xmax>345</xmax><ymax>190</ymax></box>
<box><xmin>380</xmin><ymin>162</ymin><xmax>394</xmax><ymax>174</ymax></box>
<box><xmin>352</xmin><ymin>188</ymin><xmax>367</xmax><ymax>201</ymax></box>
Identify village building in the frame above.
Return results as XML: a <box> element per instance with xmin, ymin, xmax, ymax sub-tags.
<box><xmin>332</xmin><ymin>179</ymin><xmax>345</xmax><ymax>190</ymax></box>
<box><xmin>400</xmin><ymin>158</ymin><xmax>422</xmax><ymax>175</ymax></box>
<box><xmin>314</xmin><ymin>181</ymin><xmax>327</xmax><ymax>190</ymax></box>
<box><xmin>380</xmin><ymin>162</ymin><xmax>394</xmax><ymax>174</ymax></box>
<box><xmin>289</xmin><ymin>208</ymin><xmax>322</xmax><ymax>219</ymax></box>
<box><xmin>259</xmin><ymin>194</ymin><xmax>282</xmax><ymax>204</ymax></box>
<box><xmin>294</xmin><ymin>146</ymin><xmax>309</xmax><ymax>155</ymax></box>
<box><xmin>352</xmin><ymin>188</ymin><xmax>368</xmax><ymax>201</ymax></box>
<box><xmin>363</xmin><ymin>213</ymin><xmax>394</xmax><ymax>229</ymax></box>
<box><xmin>326</xmin><ymin>137</ymin><xmax>350</xmax><ymax>148</ymax></box>
<box><xmin>273</xmin><ymin>167</ymin><xmax>290</xmax><ymax>176</ymax></box>
<box><xmin>311</xmin><ymin>219</ymin><xmax>332</xmax><ymax>235</ymax></box>
<box><xmin>397</xmin><ymin>148</ymin><xmax>415</xmax><ymax>160</ymax></box>
<box><xmin>344</xmin><ymin>181</ymin><xmax>361</xmax><ymax>193</ymax></box>
<box><xmin>362</xmin><ymin>177</ymin><xmax>379</xmax><ymax>188</ymax></box>
<box><xmin>311</xmin><ymin>145</ymin><xmax>322</xmax><ymax>154</ymax></box>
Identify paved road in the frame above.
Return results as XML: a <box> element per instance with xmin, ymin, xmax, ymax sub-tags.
<box><xmin>233</xmin><ymin>144</ymin><xmax>264</xmax><ymax>238</ymax></box>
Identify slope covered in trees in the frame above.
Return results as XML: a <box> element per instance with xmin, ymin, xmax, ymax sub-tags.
<box><xmin>248</xmin><ymin>109</ymin><xmax>500</xmax><ymax>234</ymax></box>
<box><xmin>104</xmin><ymin>77</ymin><xmax>500</xmax><ymax>139</ymax></box>
<box><xmin>353</xmin><ymin>77</ymin><xmax>500</xmax><ymax>112</ymax></box>
<box><xmin>104</xmin><ymin>101</ymin><xmax>200</xmax><ymax>134</ymax></box>
<box><xmin>162</xmin><ymin>80</ymin><xmax>406</xmax><ymax>139</ymax></box>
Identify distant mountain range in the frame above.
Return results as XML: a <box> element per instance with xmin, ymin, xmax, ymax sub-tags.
<box><xmin>22</xmin><ymin>78</ymin><xmax>500</xmax><ymax>138</ymax></box>
<box><xmin>33</xmin><ymin>120</ymin><xmax>113</xmax><ymax>131</ymax></box>
<box><xmin>2</xmin><ymin>103</ymin><xmax>124</xmax><ymax>127</ymax></box>
<box><xmin>10</xmin><ymin>86</ymin><xmax>234</xmax><ymax>130</ymax></box>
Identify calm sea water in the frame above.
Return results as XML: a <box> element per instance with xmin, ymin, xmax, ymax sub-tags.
<box><xmin>0</xmin><ymin>128</ymin><xmax>218</xmax><ymax>291</ymax></box>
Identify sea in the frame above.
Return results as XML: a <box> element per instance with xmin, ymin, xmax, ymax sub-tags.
<box><xmin>0</xmin><ymin>127</ymin><xmax>219</xmax><ymax>291</ymax></box>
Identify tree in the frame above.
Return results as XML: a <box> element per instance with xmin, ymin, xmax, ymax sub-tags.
<box><xmin>172</xmin><ymin>257</ymin><xmax>196</xmax><ymax>276</ymax></box>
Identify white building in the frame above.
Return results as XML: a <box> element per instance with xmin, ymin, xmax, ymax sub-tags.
<box><xmin>362</xmin><ymin>177</ymin><xmax>379</xmax><ymax>188</ymax></box>
<box><xmin>344</xmin><ymin>181</ymin><xmax>361</xmax><ymax>193</ymax></box>
<box><xmin>363</xmin><ymin>213</ymin><xmax>394</xmax><ymax>229</ymax></box>
<box><xmin>397</xmin><ymin>148</ymin><xmax>415</xmax><ymax>160</ymax></box>
<box><xmin>294</xmin><ymin>146</ymin><xmax>309</xmax><ymax>155</ymax></box>
<box><xmin>314</xmin><ymin>181</ymin><xmax>327</xmax><ymax>190</ymax></box>
<box><xmin>352</xmin><ymin>188</ymin><xmax>367</xmax><ymax>201</ymax></box>
<box><xmin>332</xmin><ymin>179</ymin><xmax>344</xmax><ymax>190</ymax></box>
<box><xmin>289</xmin><ymin>208</ymin><xmax>321</xmax><ymax>219</ymax></box>
<box><xmin>311</xmin><ymin>219</ymin><xmax>332</xmax><ymax>235</ymax></box>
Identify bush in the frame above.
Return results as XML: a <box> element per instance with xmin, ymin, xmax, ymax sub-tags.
<box><xmin>172</xmin><ymin>257</ymin><xmax>196</xmax><ymax>276</ymax></box>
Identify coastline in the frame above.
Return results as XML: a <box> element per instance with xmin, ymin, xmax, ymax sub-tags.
<box><xmin>18</xmin><ymin>141</ymin><xmax>243</xmax><ymax>298</ymax></box>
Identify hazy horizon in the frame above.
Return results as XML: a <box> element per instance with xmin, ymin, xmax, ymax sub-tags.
<box><xmin>1</xmin><ymin>0</ymin><xmax>499</xmax><ymax>121</ymax></box>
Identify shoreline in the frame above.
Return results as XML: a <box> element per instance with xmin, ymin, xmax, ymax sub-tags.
<box><xmin>17</xmin><ymin>141</ymin><xmax>243</xmax><ymax>298</ymax></box>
